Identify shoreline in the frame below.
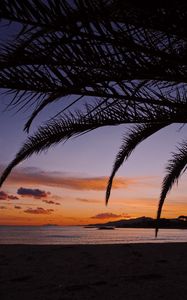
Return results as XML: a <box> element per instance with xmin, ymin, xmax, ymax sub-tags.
<box><xmin>1</xmin><ymin>240</ymin><xmax>187</xmax><ymax>245</ymax></box>
<box><xmin>1</xmin><ymin>226</ymin><xmax>187</xmax><ymax>245</ymax></box>
<box><xmin>1</xmin><ymin>243</ymin><xmax>187</xmax><ymax>299</ymax></box>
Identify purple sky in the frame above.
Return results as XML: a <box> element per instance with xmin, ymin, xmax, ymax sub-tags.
<box><xmin>0</xmin><ymin>20</ymin><xmax>187</xmax><ymax>225</ymax></box>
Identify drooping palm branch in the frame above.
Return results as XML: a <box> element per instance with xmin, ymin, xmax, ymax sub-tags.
<box><xmin>155</xmin><ymin>142</ymin><xmax>187</xmax><ymax>236</ymax></box>
<box><xmin>106</xmin><ymin>122</ymin><xmax>171</xmax><ymax>204</ymax></box>
<box><xmin>0</xmin><ymin>1</ymin><xmax>186</xmax><ymax>127</ymax></box>
<box><xmin>0</xmin><ymin>1</ymin><xmax>187</xmax><ymax>233</ymax></box>
<box><xmin>0</xmin><ymin>100</ymin><xmax>183</xmax><ymax>187</ymax></box>
<box><xmin>0</xmin><ymin>100</ymin><xmax>184</xmax><ymax>186</ymax></box>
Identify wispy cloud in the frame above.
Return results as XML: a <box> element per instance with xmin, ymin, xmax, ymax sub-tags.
<box><xmin>42</xmin><ymin>200</ymin><xmax>61</xmax><ymax>205</ymax></box>
<box><xmin>0</xmin><ymin>165</ymin><xmax>141</xmax><ymax>191</ymax></box>
<box><xmin>8</xmin><ymin>195</ymin><xmax>19</xmax><ymax>200</ymax></box>
<box><xmin>24</xmin><ymin>207</ymin><xmax>54</xmax><ymax>214</ymax></box>
<box><xmin>0</xmin><ymin>191</ymin><xmax>8</xmax><ymax>200</ymax></box>
<box><xmin>91</xmin><ymin>212</ymin><xmax>130</xmax><ymax>219</ymax></box>
<box><xmin>14</xmin><ymin>206</ymin><xmax>22</xmax><ymax>209</ymax></box>
<box><xmin>76</xmin><ymin>198</ymin><xmax>101</xmax><ymax>203</ymax></box>
<box><xmin>0</xmin><ymin>190</ymin><xmax>19</xmax><ymax>200</ymax></box>
<box><xmin>0</xmin><ymin>205</ymin><xmax>7</xmax><ymax>209</ymax></box>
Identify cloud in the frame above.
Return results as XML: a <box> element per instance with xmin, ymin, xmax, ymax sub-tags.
<box><xmin>42</xmin><ymin>200</ymin><xmax>61</xmax><ymax>205</ymax></box>
<box><xmin>0</xmin><ymin>191</ymin><xmax>7</xmax><ymax>200</ymax></box>
<box><xmin>91</xmin><ymin>213</ymin><xmax>130</xmax><ymax>219</ymax></box>
<box><xmin>17</xmin><ymin>187</ymin><xmax>50</xmax><ymax>199</ymax></box>
<box><xmin>0</xmin><ymin>190</ymin><xmax>19</xmax><ymax>200</ymax></box>
<box><xmin>8</xmin><ymin>195</ymin><xmax>19</xmax><ymax>200</ymax></box>
<box><xmin>24</xmin><ymin>207</ymin><xmax>54</xmax><ymax>214</ymax></box>
<box><xmin>14</xmin><ymin>206</ymin><xmax>22</xmax><ymax>209</ymax></box>
<box><xmin>0</xmin><ymin>205</ymin><xmax>7</xmax><ymax>209</ymax></box>
<box><xmin>1</xmin><ymin>166</ymin><xmax>139</xmax><ymax>191</ymax></box>
<box><xmin>76</xmin><ymin>198</ymin><xmax>101</xmax><ymax>203</ymax></box>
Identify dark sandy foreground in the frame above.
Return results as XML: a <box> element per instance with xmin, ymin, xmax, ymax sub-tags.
<box><xmin>0</xmin><ymin>243</ymin><xmax>187</xmax><ymax>300</ymax></box>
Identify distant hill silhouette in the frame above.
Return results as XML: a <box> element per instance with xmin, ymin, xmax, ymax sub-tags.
<box><xmin>90</xmin><ymin>216</ymin><xmax>187</xmax><ymax>229</ymax></box>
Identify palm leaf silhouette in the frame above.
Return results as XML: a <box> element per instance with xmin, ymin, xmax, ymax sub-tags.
<box><xmin>0</xmin><ymin>1</ymin><xmax>186</xmax><ymax>126</ymax></box>
<box><xmin>106</xmin><ymin>123</ymin><xmax>170</xmax><ymax>204</ymax></box>
<box><xmin>0</xmin><ymin>1</ymin><xmax>187</xmax><ymax>234</ymax></box>
<box><xmin>0</xmin><ymin>107</ymin><xmax>177</xmax><ymax>188</ymax></box>
<box><xmin>156</xmin><ymin>142</ymin><xmax>187</xmax><ymax>236</ymax></box>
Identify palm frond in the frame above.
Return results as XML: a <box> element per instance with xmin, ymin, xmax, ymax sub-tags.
<box><xmin>0</xmin><ymin>102</ymin><xmax>178</xmax><ymax>188</ymax></box>
<box><xmin>106</xmin><ymin>123</ymin><xmax>170</xmax><ymax>204</ymax></box>
<box><xmin>156</xmin><ymin>141</ymin><xmax>187</xmax><ymax>237</ymax></box>
<box><xmin>0</xmin><ymin>113</ymin><xmax>96</xmax><ymax>187</ymax></box>
<box><xmin>0</xmin><ymin>1</ymin><xmax>186</xmax><ymax>126</ymax></box>
<box><xmin>0</xmin><ymin>1</ymin><xmax>187</xmax><ymax>236</ymax></box>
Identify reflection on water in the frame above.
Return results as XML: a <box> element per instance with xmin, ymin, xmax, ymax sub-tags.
<box><xmin>0</xmin><ymin>226</ymin><xmax>187</xmax><ymax>244</ymax></box>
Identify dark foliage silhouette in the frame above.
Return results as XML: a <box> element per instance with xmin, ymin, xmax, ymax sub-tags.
<box><xmin>0</xmin><ymin>1</ymin><xmax>187</xmax><ymax>235</ymax></box>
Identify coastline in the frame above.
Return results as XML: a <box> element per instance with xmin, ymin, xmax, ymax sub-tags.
<box><xmin>1</xmin><ymin>226</ymin><xmax>187</xmax><ymax>245</ymax></box>
<box><xmin>1</xmin><ymin>243</ymin><xmax>187</xmax><ymax>299</ymax></box>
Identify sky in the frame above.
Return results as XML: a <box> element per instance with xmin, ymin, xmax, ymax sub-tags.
<box><xmin>1</xmin><ymin>98</ymin><xmax>187</xmax><ymax>225</ymax></box>
<box><xmin>0</xmin><ymin>20</ymin><xmax>187</xmax><ymax>226</ymax></box>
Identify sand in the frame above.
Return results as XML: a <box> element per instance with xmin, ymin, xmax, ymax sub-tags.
<box><xmin>1</xmin><ymin>243</ymin><xmax>187</xmax><ymax>300</ymax></box>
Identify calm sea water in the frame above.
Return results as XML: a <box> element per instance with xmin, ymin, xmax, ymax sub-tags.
<box><xmin>0</xmin><ymin>226</ymin><xmax>187</xmax><ymax>244</ymax></box>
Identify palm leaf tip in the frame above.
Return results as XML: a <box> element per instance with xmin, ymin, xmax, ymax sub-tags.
<box><xmin>156</xmin><ymin>141</ymin><xmax>187</xmax><ymax>236</ymax></box>
<box><xmin>106</xmin><ymin>177</ymin><xmax>113</xmax><ymax>205</ymax></box>
<box><xmin>155</xmin><ymin>226</ymin><xmax>159</xmax><ymax>238</ymax></box>
<box><xmin>155</xmin><ymin>229</ymin><xmax>158</xmax><ymax>238</ymax></box>
<box><xmin>106</xmin><ymin>123</ymin><xmax>170</xmax><ymax>205</ymax></box>
<box><xmin>155</xmin><ymin>209</ymin><xmax>162</xmax><ymax>238</ymax></box>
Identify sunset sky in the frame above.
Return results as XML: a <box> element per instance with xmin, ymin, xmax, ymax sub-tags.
<box><xmin>0</xmin><ymin>20</ymin><xmax>187</xmax><ymax>226</ymax></box>
<box><xmin>1</xmin><ymin>98</ymin><xmax>187</xmax><ymax>226</ymax></box>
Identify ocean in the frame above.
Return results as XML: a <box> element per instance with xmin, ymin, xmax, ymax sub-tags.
<box><xmin>0</xmin><ymin>226</ymin><xmax>187</xmax><ymax>244</ymax></box>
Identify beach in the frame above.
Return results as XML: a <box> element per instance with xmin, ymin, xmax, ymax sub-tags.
<box><xmin>1</xmin><ymin>243</ymin><xmax>187</xmax><ymax>300</ymax></box>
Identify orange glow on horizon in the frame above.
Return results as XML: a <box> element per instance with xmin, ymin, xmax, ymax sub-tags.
<box><xmin>1</xmin><ymin>198</ymin><xmax>187</xmax><ymax>226</ymax></box>
<box><xmin>1</xmin><ymin>169</ymin><xmax>187</xmax><ymax>226</ymax></box>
